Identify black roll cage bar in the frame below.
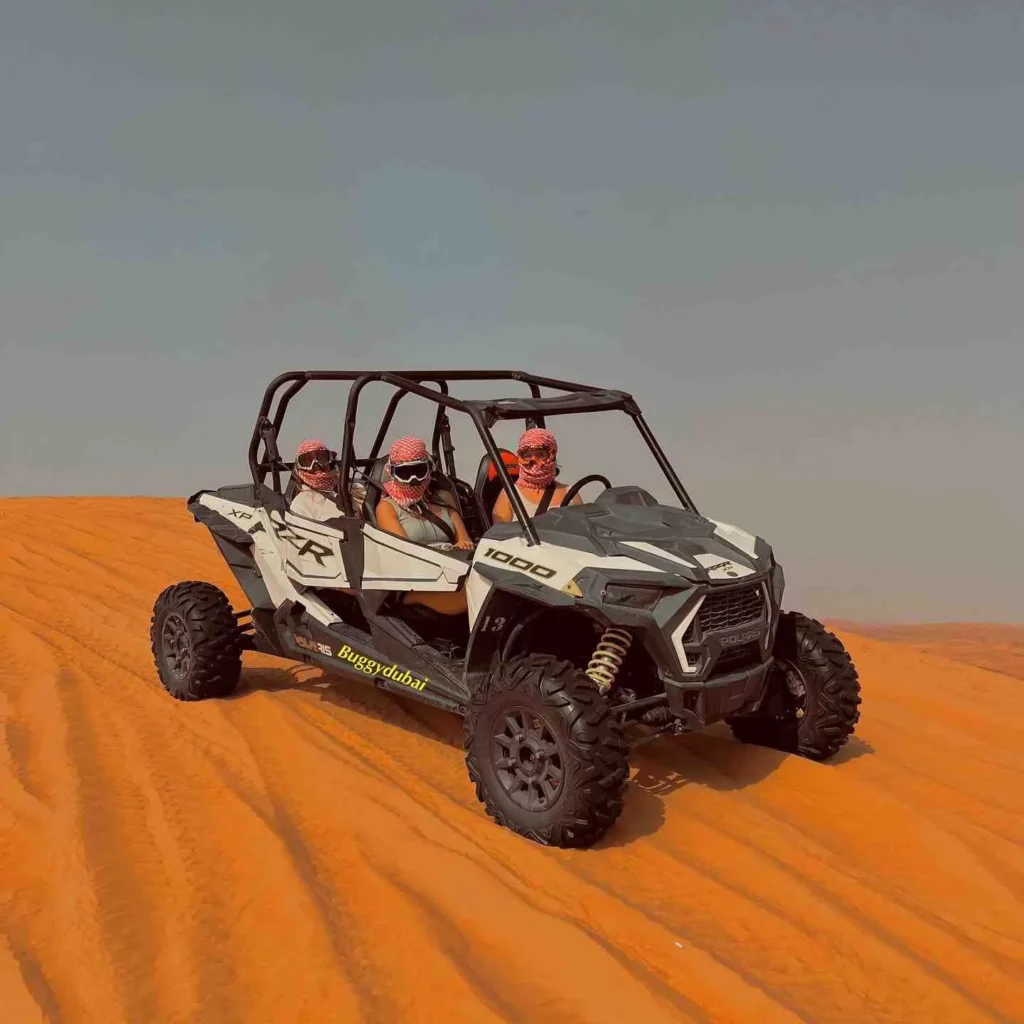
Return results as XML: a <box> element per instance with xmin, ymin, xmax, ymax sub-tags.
<box><xmin>247</xmin><ymin>370</ymin><xmax>698</xmax><ymax>546</ymax></box>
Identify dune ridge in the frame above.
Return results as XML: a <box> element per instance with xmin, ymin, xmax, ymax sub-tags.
<box><xmin>830</xmin><ymin>621</ymin><xmax>1024</xmax><ymax>683</ymax></box>
<box><xmin>1</xmin><ymin>497</ymin><xmax>1022</xmax><ymax>1023</ymax></box>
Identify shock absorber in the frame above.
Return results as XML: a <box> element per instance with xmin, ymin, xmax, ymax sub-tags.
<box><xmin>586</xmin><ymin>627</ymin><xmax>633</xmax><ymax>694</ymax></box>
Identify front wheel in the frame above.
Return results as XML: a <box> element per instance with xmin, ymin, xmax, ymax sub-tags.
<box><xmin>150</xmin><ymin>581</ymin><xmax>243</xmax><ymax>701</ymax></box>
<box><xmin>464</xmin><ymin>653</ymin><xmax>629</xmax><ymax>848</ymax></box>
<box><xmin>727</xmin><ymin>611</ymin><xmax>861</xmax><ymax>761</ymax></box>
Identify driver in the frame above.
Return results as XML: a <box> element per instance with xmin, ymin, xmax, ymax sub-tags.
<box><xmin>289</xmin><ymin>438</ymin><xmax>341</xmax><ymax>522</ymax></box>
<box><xmin>491</xmin><ymin>427</ymin><xmax>581</xmax><ymax>523</ymax></box>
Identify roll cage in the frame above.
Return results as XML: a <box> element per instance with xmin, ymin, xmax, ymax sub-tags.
<box><xmin>247</xmin><ymin>370</ymin><xmax>698</xmax><ymax>546</ymax></box>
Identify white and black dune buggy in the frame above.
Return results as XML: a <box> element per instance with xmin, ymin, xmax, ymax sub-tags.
<box><xmin>151</xmin><ymin>371</ymin><xmax>862</xmax><ymax>848</ymax></box>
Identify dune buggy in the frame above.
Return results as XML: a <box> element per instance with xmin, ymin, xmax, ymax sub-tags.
<box><xmin>150</xmin><ymin>370</ymin><xmax>862</xmax><ymax>848</ymax></box>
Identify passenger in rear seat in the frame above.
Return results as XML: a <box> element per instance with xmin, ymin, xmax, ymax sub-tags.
<box><xmin>288</xmin><ymin>439</ymin><xmax>341</xmax><ymax>522</ymax></box>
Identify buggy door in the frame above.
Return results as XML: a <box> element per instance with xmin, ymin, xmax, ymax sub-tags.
<box><xmin>360</xmin><ymin>523</ymin><xmax>471</xmax><ymax>591</ymax></box>
<box><xmin>267</xmin><ymin>507</ymin><xmax>363</xmax><ymax>590</ymax></box>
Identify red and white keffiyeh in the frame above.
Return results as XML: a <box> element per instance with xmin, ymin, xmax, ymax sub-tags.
<box><xmin>516</xmin><ymin>427</ymin><xmax>558</xmax><ymax>489</ymax></box>
<box><xmin>383</xmin><ymin>435</ymin><xmax>431</xmax><ymax>507</ymax></box>
<box><xmin>294</xmin><ymin>438</ymin><xmax>337</xmax><ymax>492</ymax></box>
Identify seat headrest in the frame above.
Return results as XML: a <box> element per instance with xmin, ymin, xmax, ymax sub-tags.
<box><xmin>475</xmin><ymin>448</ymin><xmax>519</xmax><ymax>488</ymax></box>
<box><xmin>473</xmin><ymin>448</ymin><xmax>519</xmax><ymax>528</ymax></box>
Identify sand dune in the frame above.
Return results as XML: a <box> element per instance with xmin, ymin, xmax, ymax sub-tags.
<box><xmin>1</xmin><ymin>497</ymin><xmax>1022</xmax><ymax>1023</ymax></box>
<box><xmin>831</xmin><ymin>621</ymin><xmax>1024</xmax><ymax>682</ymax></box>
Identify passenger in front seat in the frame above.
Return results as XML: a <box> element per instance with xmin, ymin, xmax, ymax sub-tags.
<box><xmin>375</xmin><ymin>435</ymin><xmax>474</xmax><ymax>616</ymax></box>
<box><xmin>376</xmin><ymin>436</ymin><xmax>474</xmax><ymax>550</ymax></box>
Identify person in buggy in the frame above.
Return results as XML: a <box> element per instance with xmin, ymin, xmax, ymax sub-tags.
<box><xmin>375</xmin><ymin>435</ymin><xmax>474</xmax><ymax>615</ymax></box>
<box><xmin>491</xmin><ymin>427</ymin><xmax>581</xmax><ymax>523</ymax></box>
<box><xmin>288</xmin><ymin>438</ymin><xmax>341</xmax><ymax>522</ymax></box>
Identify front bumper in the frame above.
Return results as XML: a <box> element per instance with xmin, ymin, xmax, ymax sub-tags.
<box><xmin>663</xmin><ymin>659</ymin><xmax>773</xmax><ymax>730</ymax></box>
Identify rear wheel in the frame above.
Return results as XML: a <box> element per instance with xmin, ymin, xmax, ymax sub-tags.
<box><xmin>464</xmin><ymin>653</ymin><xmax>629</xmax><ymax>848</ymax></box>
<box><xmin>150</xmin><ymin>581</ymin><xmax>243</xmax><ymax>701</ymax></box>
<box><xmin>727</xmin><ymin>611</ymin><xmax>861</xmax><ymax>761</ymax></box>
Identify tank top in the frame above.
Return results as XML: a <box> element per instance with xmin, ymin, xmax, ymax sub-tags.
<box><xmin>381</xmin><ymin>497</ymin><xmax>455</xmax><ymax>546</ymax></box>
<box><xmin>517</xmin><ymin>483</ymin><xmax>566</xmax><ymax>515</ymax></box>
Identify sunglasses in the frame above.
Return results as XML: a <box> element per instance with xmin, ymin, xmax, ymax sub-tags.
<box><xmin>517</xmin><ymin>446</ymin><xmax>553</xmax><ymax>467</ymax></box>
<box><xmin>295</xmin><ymin>448</ymin><xmax>336</xmax><ymax>472</ymax></box>
<box><xmin>389</xmin><ymin>459</ymin><xmax>431</xmax><ymax>483</ymax></box>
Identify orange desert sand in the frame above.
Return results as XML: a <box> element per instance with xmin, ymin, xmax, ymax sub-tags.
<box><xmin>1</xmin><ymin>497</ymin><xmax>1022</xmax><ymax>1024</ymax></box>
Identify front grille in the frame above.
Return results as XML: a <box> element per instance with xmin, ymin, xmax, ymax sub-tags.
<box><xmin>698</xmin><ymin>584</ymin><xmax>764</xmax><ymax>634</ymax></box>
<box><xmin>709</xmin><ymin>641</ymin><xmax>762</xmax><ymax>677</ymax></box>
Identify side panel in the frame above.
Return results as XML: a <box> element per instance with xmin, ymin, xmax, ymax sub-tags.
<box><xmin>195</xmin><ymin>494</ymin><xmax>341</xmax><ymax>628</ymax></box>
<box><xmin>276</xmin><ymin>604</ymin><xmax>466</xmax><ymax>713</ymax></box>
<box><xmin>360</xmin><ymin>524</ymin><xmax>470</xmax><ymax>591</ymax></box>
<box><xmin>189</xmin><ymin>492</ymin><xmax>273</xmax><ymax>611</ymax></box>
<box><xmin>472</xmin><ymin>536</ymin><xmax>658</xmax><ymax>590</ymax></box>
<box><xmin>465</xmin><ymin>535</ymin><xmax>658</xmax><ymax>629</ymax></box>
<box><xmin>464</xmin><ymin>565</ymin><xmax>494</xmax><ymax>628</ymax></box>
<box><xmin>464</xmin><ymin>586</ymin><xmax>549</xmax><ymax>677</ymax></box>
<box><xmin>208</xmin><ymin>531</ymin><xmax>274</xmax><ymax>611</ymax></box>
<box><xmin>271</xmin><ymin>509</ymin><xmax>351</xmax><ymax>588</ymax></box>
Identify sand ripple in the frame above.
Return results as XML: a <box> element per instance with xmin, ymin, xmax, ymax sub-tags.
<box><xmin>1</xmin><ymin>498</ymin><xmax>1022</xmax><ymax>1022</ymax></box>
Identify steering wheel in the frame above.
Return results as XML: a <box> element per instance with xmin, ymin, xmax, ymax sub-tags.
<box><xmin>560</xmin><ymin>473</ymin><xmax>612</xmax><ymax>507</ymax></box>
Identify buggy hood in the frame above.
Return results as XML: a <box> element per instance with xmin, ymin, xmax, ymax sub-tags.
<box><xmin>523</xmin><ymin>491</ymin><xmax>775</xmax><ymax>584</ymax></box>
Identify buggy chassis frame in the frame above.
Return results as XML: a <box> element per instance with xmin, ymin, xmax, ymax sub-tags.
<box><xmin>246</xmin><ymin>370</ymin><xmax>699</xmax><ymax>544</ymax></box>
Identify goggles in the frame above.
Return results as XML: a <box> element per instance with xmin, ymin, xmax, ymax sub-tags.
<box><xmin>295</xmin><ymin>448</ymin><xmax>336</xmax><ymax>472</ymax></box>
<box><xmin>389</xmin><ymin>459</ymin><xmax>431</xmax><ymax>483</ymax></box>
<box><xmin>517</xmin><ymin>446</ymin><xmax>554</xmax><ymax>467</ymax></box>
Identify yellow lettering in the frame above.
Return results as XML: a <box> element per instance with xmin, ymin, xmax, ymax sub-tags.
<box><xmin>331</xmin><ymin>642</ymin><xmax>428</xmax><ymax>692</ymax></box>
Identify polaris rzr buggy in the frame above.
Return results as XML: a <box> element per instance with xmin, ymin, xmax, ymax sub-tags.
<box><xmin>151</xmin><ymin>370</ymin><xmax>862</xmax><ymax>848</ymax></box>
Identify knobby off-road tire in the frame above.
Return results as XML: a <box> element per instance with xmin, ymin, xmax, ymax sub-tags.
<box><xmin>727</xmin><ymin>611</ymin><xmax>861</xmax><ymax>761</ymax></box>
<box><xmin>150</xmin><ymin>581</ymin><xmax>243</xmax><ymax>701</ymax></box>
<box><xmin>464</xmin><ymin>653</ymin><xmax>629</xmax><ymax>849</ymax></box>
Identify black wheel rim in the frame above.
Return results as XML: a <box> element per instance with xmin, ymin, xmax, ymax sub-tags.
<box><xmin>777</xmin><ymin>658</ymin><xmax>809</xmax><ymax>719</ymax></box>
<box><xmin>491</xmin><ymin>707</ymin><xmax>564</xmax><ymax>813</ymax></box>
<box><xmin>161</xmin><ymin>613</ymin><xmax>193</xmax><ymax>679</ymax></box>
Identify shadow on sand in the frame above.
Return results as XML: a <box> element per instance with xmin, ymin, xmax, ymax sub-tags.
<box><xmin>232</xmin><ymin>664</ymin><xmax>875</xmax><ymax>849</ymax></box>
<box><xmin>600</xmin><ymin>731</ymin><xmax>875</xmax><ymax>848</ymax></box>
<box><xmin>232</xmin><ymin>664</ymin><xmax>466</xmax><ymax>748</ymax></box>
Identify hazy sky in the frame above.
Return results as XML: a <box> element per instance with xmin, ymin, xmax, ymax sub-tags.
<box><xmin>2</xmin><ymin>0</ymin><xmax>1022</xmax><ymax>622</ymax></box>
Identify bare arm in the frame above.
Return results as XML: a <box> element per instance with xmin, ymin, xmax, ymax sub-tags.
<box><xmin>491</xmin><ymin>490</ymin><xmax>512</xmax><ymax>523</ymax></box>
<box><xmin>375</xmin><ymin>499</ymin><xmax>408</xmax><ymax>539</ymax></box>
<box><xmin>449</xmin><ymin>509</ymin><xmax>474</xmax><ymax>549</ymax></box>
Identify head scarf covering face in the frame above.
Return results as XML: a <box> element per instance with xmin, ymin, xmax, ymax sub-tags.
<box><xmin>516</xmin><ymin>427</ymin><xmax>558</xmax><ymax>489</ymax></box>
<box><xmin>294</xmin><ymin>438</ymin><xmax>338</xmax><ymax>492</ymax></box>
<box><xmin>383</xmin><ymin>435</ymin><xmax>432</xmax><ymax>507</ymax></box>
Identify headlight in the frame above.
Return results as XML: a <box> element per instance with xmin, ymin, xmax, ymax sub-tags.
<box><xmin>602</xmin><ymin>583</ymin><xmax>665</xmax><ymax>611</ymax></box>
